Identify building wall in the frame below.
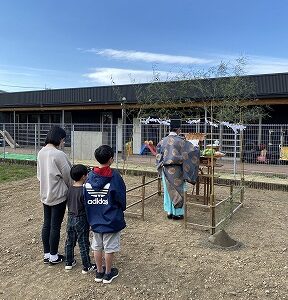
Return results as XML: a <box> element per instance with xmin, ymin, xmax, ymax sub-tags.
<box><xmin>0</xmin><ymin>112</ymin><xmax>9</xmax><ymax>123</ymax></box>
<box><xmin>0</xmin><ymin>104</ymin><xmax>287</xmax><ymax>125</ymax></box>
<box><xmin>263</xmin><ymin>105</ymin><xmax>288</xmax><ymax>124</ymax></box>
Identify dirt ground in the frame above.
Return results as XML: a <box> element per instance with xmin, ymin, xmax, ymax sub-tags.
<box><xmin>0</xmin><ymin>175</ymin><xmax>288</xmax><ymax>300</ymax></box>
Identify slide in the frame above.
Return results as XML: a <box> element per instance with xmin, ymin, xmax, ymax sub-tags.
<box><xmin>140</xmin><ymin>141</ymin><xmax>157</xmax><ymax>156</ymax></box>
<box><xmin>0</xmin><ymin>130</ymin><xmax>20</xmax><ymax>148</ymax></box>
<box><xmin>139</xmin><ymin>144</ymin><xmax>147</xmax><ymax>155</ymax></box>
<box><xmin>146</xmin><ymin>144</ymin><xmax>157</xmax><ymax>156</ymax></box>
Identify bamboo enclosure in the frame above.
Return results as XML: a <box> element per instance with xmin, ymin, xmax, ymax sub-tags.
<box><xmin>125</xmin><ymin>175</ymin><xmax>161</xmax><ymax>220</ymax></box>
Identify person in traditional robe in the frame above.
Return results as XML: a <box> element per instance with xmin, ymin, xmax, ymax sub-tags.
<box><xmin>156</xmin><ymin>116</ymin><xmax>200</xmax><ymax>220</ymax></box>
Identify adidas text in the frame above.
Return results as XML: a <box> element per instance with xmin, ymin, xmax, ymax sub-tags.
<box><xmin>87</xmin><ymin>199</ymin><xmax>108</xmax><ymax>205</ymax></box>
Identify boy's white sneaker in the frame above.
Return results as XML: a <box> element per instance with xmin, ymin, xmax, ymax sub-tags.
<box><xmin>65</xmin><ymin>259</ymin><xmax>77</xmax><ymax>270</ymax></box>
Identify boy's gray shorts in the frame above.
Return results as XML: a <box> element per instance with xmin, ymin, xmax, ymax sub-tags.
<box><xmin>91</xmin><ymin>231</ymin><xmax>121</xmax><ymax>253</ymax></box>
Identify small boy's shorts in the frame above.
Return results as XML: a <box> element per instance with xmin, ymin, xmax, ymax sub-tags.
<box><xmin>91</xmin><ymin>231</ymin><xmax>120</xmax><ymax>253</ymax></box>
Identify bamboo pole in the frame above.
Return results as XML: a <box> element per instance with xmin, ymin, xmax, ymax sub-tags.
<box><xmin>127</xmin><ymin>177</ymin><xmax>158</xmax><ymax>193</ymax></box>
<box><xmin>184</xmin><ymin>188</ymin><xmax>187</xmax><ymax>229</ymax></box>
<box><xmin>240</xmin><ymin>112</ymin><xmax>245</xmax><ymax>203</ymax></box>
<box><xmin>158</xmin><ymin>176</ymin><xmax>162</xmax><ymax>196</ymax></box>
<box><xmin>185</xmin><ymin>222</ymin><xmax>211</xmax><ymax>229</ymax></box>
<box><xmin>230</xmin><ymin>184</ymin><xmax>234</xmax><ymax>197</ymax></box>
<box><xmin>210</xmin><ymin>101</ymin><xmax>216</xmax><ymax>235</ymax></box>
<box><xmin>240</xmin><ymin>135</ymin><xmax>245</xmax><ymax>204</ymax></box>
<box><xmin>125</xmin><ymin>176</ymin><xmax>160</xmax><ymax>218</ymax></box>
<box><xmin>141</xmin><ymin>175</ymin><xmax>145</xmax><ymax>221</ymax></box>
<box><xmin>210</xmin><ymin>194</ymin><xmax>216</xmax><ymax>235</ymax></box>
<box><xmin>186</xmin><ymin>201</ymin><xmax>210</xmax><ymax>208</ymax></box>
<box><xmin>215</xmin><ymin>202</ymin><xmax>243</xmax><ymax>229</ymax></box>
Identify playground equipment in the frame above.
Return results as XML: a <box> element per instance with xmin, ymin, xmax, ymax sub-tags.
<box><xmin>125</xmin><ymin>141</ymin><xmax>133</xmax><ymax>156</ymax></box>
<box><xmin>140</xmin><ymin>140</ymin><xmax>157</xmax><ymax>155</ymax></box>
<box><xmin>0</xmin><ymin>130</ymin><xmax>20</xmax><ymax>148</ymax></box>
<box><xmin>280</xmin><ymin>146</ymin><xmax>288</xmax><ymax>161</ymax></box>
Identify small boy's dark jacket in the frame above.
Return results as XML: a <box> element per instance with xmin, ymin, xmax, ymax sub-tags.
<box><xmin>84</xmin><ymin>169</ymin><xmax>126</xmax><ymax>233</ymax></box>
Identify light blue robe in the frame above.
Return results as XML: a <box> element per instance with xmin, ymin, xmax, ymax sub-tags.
<box><xmin>162</xmin><ymin>172</ymin><xmax>185</xmax><ymax>215</ymax></box>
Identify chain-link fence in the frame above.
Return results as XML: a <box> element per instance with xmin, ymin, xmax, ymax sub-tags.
<box><xmin>0</xmin><ymin>122</ymin><xmax>287</xmax><ymax>173</ymax></box>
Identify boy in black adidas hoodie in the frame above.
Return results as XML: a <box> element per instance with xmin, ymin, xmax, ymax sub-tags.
<box><xmin>84</xmin><ymin>145</ymin><xmax>126</xmax><ymax>284</ymax></box>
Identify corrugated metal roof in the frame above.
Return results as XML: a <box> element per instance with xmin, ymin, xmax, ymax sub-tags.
<box><xmin>0</xmin><ymin>72</ymin><xmax>287</xmax><ymax>108</ymax></box>
<box><xmin>252</xmin><ymin>73</ymin><xmax>288</xmax><ymax>96</ymax></box>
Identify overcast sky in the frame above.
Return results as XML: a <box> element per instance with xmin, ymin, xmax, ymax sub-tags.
<box><xmin>1</xmin><ymin>0</ymin><xmax>288</xmax><ymax>92</ymax></box>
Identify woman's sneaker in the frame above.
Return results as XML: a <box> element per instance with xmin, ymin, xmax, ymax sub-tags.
<box><xmin>103</xmin><ymin>268</ymin><xmax>119</xmax><ymax>284</ymax></box>
<box><xmin>82</xmin><ymin>264</ymin><xmax>97</xmax><ymax>274</ymax></box>
<box><xmin>49</xmin><ymin>254</ymin><xmax>65</xmax><ymax>265</ymax></box>
<box><xmin>43</xmin><ymin>257</ymin><xmax>49</xmax><ymax>264</ymax></box>
<box><xmin>65</xmin><ymin>259</ymin><xmax>77</xmax><ymax>270</ymax></box>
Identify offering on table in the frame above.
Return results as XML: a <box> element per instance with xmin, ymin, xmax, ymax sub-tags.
<box><xmin>202</xmin><ymin>148</ymin><xmax>215</xmax><ymax>156</ymax></box>
<box><xmin>214</xmin><ymin>151</ymin><xmax>225</xmax><ymax>157</ymax></box>
<box><xmin>201</xmin><ymin>149</ymin><xmax>225</xmax><ymax>157</ymax></box>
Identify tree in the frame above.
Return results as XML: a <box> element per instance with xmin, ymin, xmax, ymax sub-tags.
<box><xmin>134</xmin><ymin>57</ymin><xmax>268</xmax><ymax>124</ymax></box>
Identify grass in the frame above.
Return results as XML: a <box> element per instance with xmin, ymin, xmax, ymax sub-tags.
<box><xmin>0</xmin><ymin>162</ymin><xmax>36</xmax><ymax>183</ymax></box>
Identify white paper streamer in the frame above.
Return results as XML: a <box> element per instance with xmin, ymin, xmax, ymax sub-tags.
<box><xmin>141</xmin><ymin>117</ymin><xmax>246</xmax><ymax>132</ymax></box>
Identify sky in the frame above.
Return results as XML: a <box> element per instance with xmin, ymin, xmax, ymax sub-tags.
<box><xmin>1</xmin><ymin>0</ymin><xmax>288</xmax><ymax>92</ymax></box>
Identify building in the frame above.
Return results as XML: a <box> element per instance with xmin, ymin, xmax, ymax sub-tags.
<box><xmin>0</xmin><ymin>72</ymin><xmax>288</xmax><ymax>161</ymax></box>
<box><xmin>0</xmin><ymin>72</ymin><xmax>288</xmax><ymax>126</ymax></box>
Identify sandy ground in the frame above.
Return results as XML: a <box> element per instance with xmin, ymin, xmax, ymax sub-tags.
<box><xmin>0</xmin><ymin>175</ymin><xmax>288</xmax><ymax>300</ymax></box>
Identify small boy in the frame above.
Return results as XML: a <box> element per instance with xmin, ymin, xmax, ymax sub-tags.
<box><xmin>84</xmin><ymin>145</ymin><xmax>126</xmax><ymax>284</ymax></box>
<box><xmin>64</xmin><ymin>164</ymin><xmax>96</xmax><ymax>274</ymax></box>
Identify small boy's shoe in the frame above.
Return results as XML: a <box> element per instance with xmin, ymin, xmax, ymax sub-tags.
<box><xmin>49</xmin><ymin>254</ymin><xmax>65</xmax><ymax>265</ymax></box>
<box><xmin>167</xmin><ymin>214</ymin><xmax>173</xmax><ymax>219</ymax></box>
<box><xmin>103</xmin><ymin>268</ymin><xmax>119</xmax><ymax>284</ymax></box>
<box><xmin>95</xmin><ymin>271</ymin><xmax>105</xmax><ymax>283</ymax></box>
<box><xmin>82</xmin><ymin>264</ymin><xmax>97</xmax><ymax>274</ymax></box>
<box><xmin>43</xmin><ymin>257</ymin><xmax>49</xmax><ymax>264</ymax></box>
<box><xmin>65</xmin><ymin>259</ymin><xmax>77</xmax><ymax>270</ymax></box>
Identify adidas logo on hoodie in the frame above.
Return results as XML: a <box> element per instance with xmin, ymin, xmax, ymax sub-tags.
<box><xmin>85</xmin><ymin>182</ymin><xmax>110</xmax><ymax>205</ymax></box>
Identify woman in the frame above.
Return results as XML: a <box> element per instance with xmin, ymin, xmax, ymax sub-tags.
<box><xmin>156</xmin><ymin>116</ymin><xmax>200</xmax><ymax>220</ymax></box>
<box><xmin>37</xmin><ymin>126</ymin><xmax>72</xmax><ymax>264</ymax></box>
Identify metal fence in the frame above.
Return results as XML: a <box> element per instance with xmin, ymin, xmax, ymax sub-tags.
<box><xmin>0</xmin><ymin>122</ymin><xmax>288</xmax><ymax>171</ymax></box>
